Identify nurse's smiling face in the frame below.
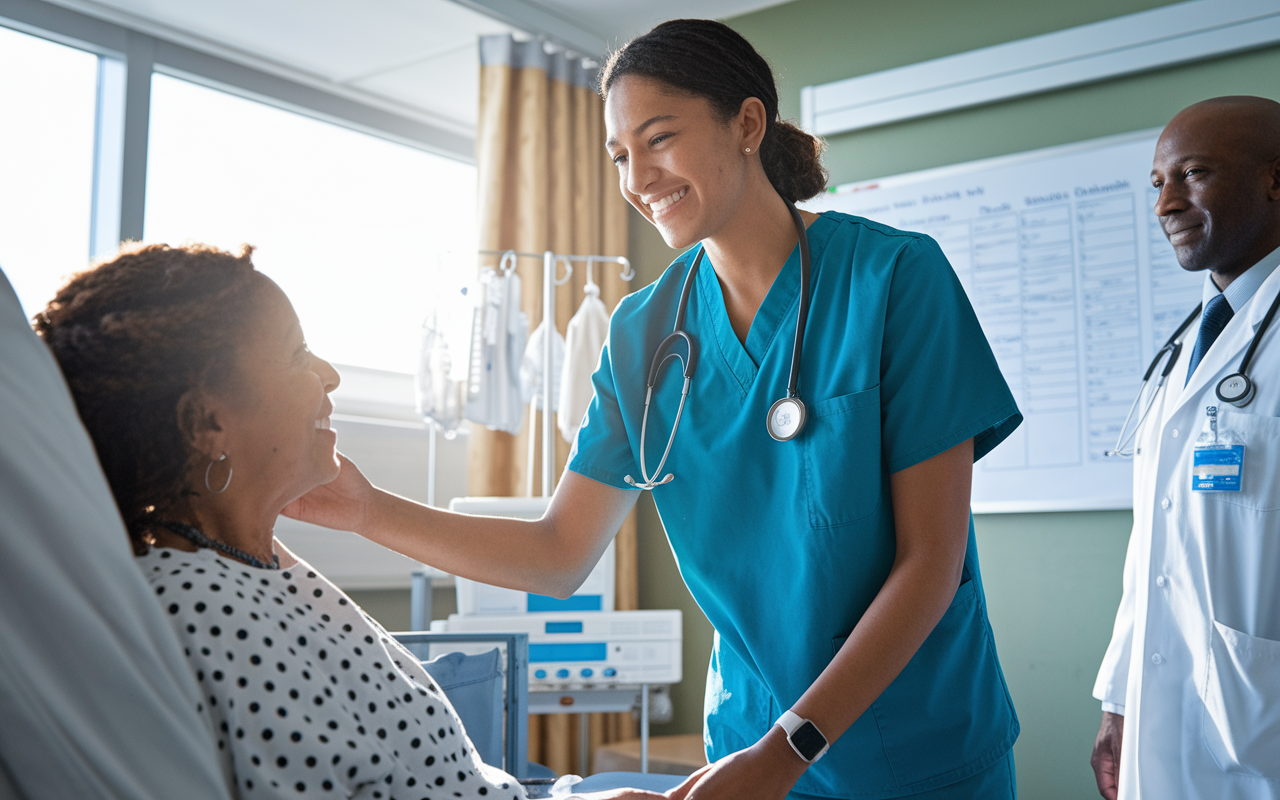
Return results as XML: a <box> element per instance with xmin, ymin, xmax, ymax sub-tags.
<box><xmin>605</xmin><ymin>75</ymin><xmax>761</xmax><ymax>249</ymax></box>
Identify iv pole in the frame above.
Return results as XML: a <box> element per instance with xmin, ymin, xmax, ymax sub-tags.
<box><xmin>472</xmin><ymin>249</ymin><xmax>632</xmax><ymax>497</ymax></box>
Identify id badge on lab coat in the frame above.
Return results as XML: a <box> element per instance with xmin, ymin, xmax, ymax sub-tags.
<box><xmin>1192</xmin><ymin>406</ymin><xmax>1244</xmax><ymax>492</ymax></box>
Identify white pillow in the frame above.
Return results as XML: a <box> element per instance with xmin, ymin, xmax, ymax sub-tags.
<box><xmin>0</xmin><ymin>269</ymin><xmax>230</xmax><ymax>800</ymax></box>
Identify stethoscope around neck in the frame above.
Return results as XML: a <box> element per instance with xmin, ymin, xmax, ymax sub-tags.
<box><xmin>623</xmin><ymin>200</ymin><xmax>812</xmax><ymax>490</ymax></box>
<box><xmin>1106</xmin><ymin>287</ymin><xmax>1280</xmax><ymax>458</ymax></box>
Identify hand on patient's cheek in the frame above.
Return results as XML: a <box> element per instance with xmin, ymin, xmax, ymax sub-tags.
<box><xmin>281</xmin><ymin>452</ymin><xmax>375</xmax><ymax>532</ymax></box>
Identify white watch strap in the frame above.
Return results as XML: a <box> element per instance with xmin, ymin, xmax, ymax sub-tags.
<box><xmin>775</xmin><ymin>709</ymin><xmax>829</xmax><ymax>763</ymax></box>
<box><xmin>776</xmin><ymin>709</ymin><xmax>806</xmax><ymax>736</ymax></box>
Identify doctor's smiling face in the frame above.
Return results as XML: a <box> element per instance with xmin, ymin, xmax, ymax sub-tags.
<box><xmin>1151</xmin><ymin>96</ymin><xmax>1280</xmax><ymax>286</ymax></box>
<box><xmin>605</xmin><ymin>75</ymin><xmax>765</xmax><ymax>249</ymax></box>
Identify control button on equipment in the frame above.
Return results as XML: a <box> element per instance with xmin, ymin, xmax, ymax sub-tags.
<box><xmin>556</xmin><ymin>668</ymin><xmax>570</xmax><ymax>679</ymax></box>
<box><xmin>534</xmin><ymin>669</ymin><xmax>547</xmax><ymax>679</ymax></box>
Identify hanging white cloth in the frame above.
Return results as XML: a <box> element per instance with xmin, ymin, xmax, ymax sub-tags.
<box><xmin>463</xmin><ymin>268</ymin><xmax>528</xmax><ymax>434</ymax></box>
<box><xmin>520</xmin><ymin>317</ymin><xmax>565</xmax><ymax>498</ymax></box>
<box><xmin>415</xmin><ymin>311</ymin><xmax>463</xmax><ymax>434</ymax></box>
<box><xmin>520</xmin><ymin>318</ymin><xmax>565</xmax><ymax>411</ymax></box>
<box><xmin>557</xmin><ymin>281</ymin><xmax>610</xmax><ymax>442</ymax></box>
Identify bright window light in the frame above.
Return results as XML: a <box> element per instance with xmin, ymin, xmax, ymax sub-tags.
<box><xmin>0</xmin><ymin>26</ymin><xmax>98</xmax><ymax>319</ymax></box>
<box><xmin>145</xmin><ymin>74</ymin><xmax>477</xmax><ymax>376</ymax></box>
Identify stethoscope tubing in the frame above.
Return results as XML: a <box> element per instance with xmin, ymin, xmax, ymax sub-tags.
<box><xmin>1109</xmin><ymin>286</ymin><xmax>1280</xmax><ymax>457</ymax></box>
<box><xmin>1107</xmin><ymin>304</ymin><xmax>1201</xmax><ymax>458</ymax></box>
<box><xmin>785</xmin><ymin>201</ymin><xmax>811</xmax><ymax>400</ymax></box>
<box><xmin>1236</xmin><ymin>283</ymin><xmax>1280</xmax><ymax>378</ymax></box>
<box><xmin>624</xmin><ymin>200</ymin><xmax>812</xmax><ymax>488</ymax></box>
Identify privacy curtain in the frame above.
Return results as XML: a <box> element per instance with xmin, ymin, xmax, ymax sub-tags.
<box><xmin>472</xmin><ymin>35</ymin><xmax>635</xmax><ymax>775</ymax></box>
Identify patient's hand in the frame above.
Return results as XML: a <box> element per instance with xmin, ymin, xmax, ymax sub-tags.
<box><xmin>580</xmin><ymin>791</ymin><xmax>667</xmax><ymax>800</ymax></box>
<box><xmin>282</xmin><ymin>452</ymin><xmax>376</xmax><ymax>533</ymax></box>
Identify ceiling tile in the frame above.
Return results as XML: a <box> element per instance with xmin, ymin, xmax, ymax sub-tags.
<box><xmin>86</xmin><ymin>0</ymin><xmax>516</xmax><ymax>80</ymax></box>
<box><xmin>529</xmin><ymin>0</ymin><xmax>792</xmax><ymax>43</ymax></box>
<box><xmin>54</xmin><ymin>0</ymin><xmax>794</xmax><ymax>132</ymax></box>
<box><xmin>350</xmin><ymin>42</ymin><xmax>482</xmax><ymax>126</ymax></box>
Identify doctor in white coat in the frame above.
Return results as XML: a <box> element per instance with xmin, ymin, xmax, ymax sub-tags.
<box><xmin>1091</xmin><ymin>96</ymin><xmax>1280</xmax><ymax>799</ymax></box>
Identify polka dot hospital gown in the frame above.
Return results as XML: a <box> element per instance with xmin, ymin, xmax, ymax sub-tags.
<box><xmin>139</xmin><ymin>547</ymin><xmax>526</xmax><ymax>800</ymax></box>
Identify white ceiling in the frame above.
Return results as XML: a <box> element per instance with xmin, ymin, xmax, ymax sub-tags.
<box><xmin>39</xmin><ymin>0</ymin><xmax>789</xmax><ymax>137</ymax></box>
<box><xmin>533</xmin><ymin>0</ymin><xmax>787</xmax><ymax>44</ymax></box>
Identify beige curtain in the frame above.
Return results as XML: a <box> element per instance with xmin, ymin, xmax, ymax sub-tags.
<box><xmin>471</xmin><ymin>35</ymin><xmax>636</xmax><ymax>776</ymax></box>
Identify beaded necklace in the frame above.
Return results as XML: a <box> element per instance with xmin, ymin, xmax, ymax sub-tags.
<box><xmin>156</xmin><ymin>520</ymin><xmax>280</xmax><ymax>570</ymax></box>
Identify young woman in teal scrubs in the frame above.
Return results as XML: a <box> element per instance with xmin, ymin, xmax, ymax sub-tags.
<box><xmin>292</xmin><ymin>19</ymin><xmax>1022</xmax><ymax>800</ymax></box>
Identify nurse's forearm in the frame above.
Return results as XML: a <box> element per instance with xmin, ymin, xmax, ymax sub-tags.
<box><xmin>360</xmin><ymin>492</ymin><xmax>569</xmax><ymax>594</ymax></box>
<box><xmin>359</xmin><ymin>472</ymin><xmax>637</xmax><ymax>598</ymax></box>
<box><xmin>787</xmin><ymin>439</ymin><xmax>975</xmax><ymax>754</ymax></box>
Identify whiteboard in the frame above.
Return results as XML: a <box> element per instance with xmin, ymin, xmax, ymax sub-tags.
<box><xmin>804</xmin><ymin>130</ymin><xmax>1202</xmax><ymax>513</ymax></box>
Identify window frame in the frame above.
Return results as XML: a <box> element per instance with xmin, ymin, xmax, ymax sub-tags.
<box><xmin>1</xmin><ymin>0</ymin><xmax>474</xmax><ymax>257</ymax></box>
<box><xmin>2</xmin><ymin>0</ymin><xmax>478</xmax><ymax>411</ymax></box>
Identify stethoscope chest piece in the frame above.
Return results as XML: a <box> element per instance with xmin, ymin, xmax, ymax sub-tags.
<box><xmin>1216</xmin><ymin>372</ymin><xmax>1256</xmax><ymax>407</ymax></box>
<box><xmin>767</xmin><ymin>396</ymin><xmax>807</xmax><ymax>441</ymax></box>
<box><xmin>629</xmin><ymin>199</ymin><xmax>814</xmax><ymax>488</ymax></box>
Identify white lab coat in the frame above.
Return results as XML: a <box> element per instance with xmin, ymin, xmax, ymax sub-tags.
<box><xmin>1094</xmin><ymin>264</ymin><xmax>1280</xmax><ymax>798</ymax></box>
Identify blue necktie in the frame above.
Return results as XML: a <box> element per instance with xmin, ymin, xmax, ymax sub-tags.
<box><xmin>1186</xmin><ymin>293</ymin><xmax>1234</xmax><ymax>385</ymax></box>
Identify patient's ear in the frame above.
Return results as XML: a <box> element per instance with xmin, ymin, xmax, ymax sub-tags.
<box><xmin>176</xmin><ymin>388</ymin><xmax>226</xmax><ymax>460</ymax></box>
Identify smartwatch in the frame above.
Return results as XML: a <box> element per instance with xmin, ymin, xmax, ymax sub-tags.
<box><xmin>776</xmin><ymin>709</ymin><xmax>829</xmax><ymax>763</ymax></box>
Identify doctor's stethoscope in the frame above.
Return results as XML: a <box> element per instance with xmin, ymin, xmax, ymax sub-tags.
<box><xmin>624</xmin><ymin>200</ymin><xmax>812</xmax><ymax>489</ymax></box>
<box><xmin>1106</xmin><ymin>287</ymin><xmax>1280</xmax><ymax>458</ymax></box>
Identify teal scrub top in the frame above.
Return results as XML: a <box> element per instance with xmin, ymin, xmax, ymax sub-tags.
<box><xmin>567</xmin><ymin>212</ymin><xmax>1022</xmax><ymax>798</ymax></box>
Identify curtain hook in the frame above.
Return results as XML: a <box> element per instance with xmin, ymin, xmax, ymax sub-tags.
<box><xmin>499</xmin><ymin>250</ymin><xmax>517</xmax><ymax>276</ymax></box>
<box><xmin>555</xmin><ymin>256</ymin><xmax>574</xmax><ymax>286</ymax></box>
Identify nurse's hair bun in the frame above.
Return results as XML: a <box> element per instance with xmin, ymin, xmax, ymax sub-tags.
<box><xmin>600</xmin><ymin>18</ymin><xmax>828</xmax><ymax>203</ymax></box>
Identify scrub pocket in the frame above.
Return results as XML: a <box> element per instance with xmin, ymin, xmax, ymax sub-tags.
<box><xmin>802</xmin><ymin>386</ymin><xmax>881</xmax><ymax>528</ymax></box>
<box><xmin>842</xmin><ymin>579</ymin><xmax>1017</xmax><ymax>788</ymax></box>
<box><xmin>1201</xmin><ymin>619</ymin><xmax>1280</xmax><ymax>779</ymax></box>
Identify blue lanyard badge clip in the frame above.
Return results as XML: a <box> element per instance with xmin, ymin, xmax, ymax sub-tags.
<box><xmin>1191</xmin><ymin>406</ymin><xmax>1245</xmax><ymax>492</ymax></box>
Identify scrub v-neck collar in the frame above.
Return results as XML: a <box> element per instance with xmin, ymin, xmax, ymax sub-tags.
<box><xmin>694</xmin><ymin>214</ymin><xmax>830</xmax><ymax>395</ymax></box>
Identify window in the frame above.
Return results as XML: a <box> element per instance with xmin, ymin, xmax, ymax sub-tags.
<box><xmin>144</xmin><ymin>74</ymin><xmax>477</xmax><ymax>375</ymax></box>
<box><xmin>0</xmin><ymin>26</ymin><xmax>98</xmax><ymax>318</ymax></box>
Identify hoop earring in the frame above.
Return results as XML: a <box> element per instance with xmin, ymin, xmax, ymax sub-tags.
<box><xmin>205</xmin><ymin>453</ymin><xmax>233</xmax><ymax>494</ymax></box>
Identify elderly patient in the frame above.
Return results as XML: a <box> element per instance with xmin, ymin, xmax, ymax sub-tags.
<box><xmin>36</xmin><ymin>243</ymin><xmax>658</xmax><ymax>800</ymax></box>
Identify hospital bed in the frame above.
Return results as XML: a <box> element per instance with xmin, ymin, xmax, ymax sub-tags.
<box><xmin>394</xmin><ymin>631</ymin><xmax>683</xmax><ymax>795</ymax></box>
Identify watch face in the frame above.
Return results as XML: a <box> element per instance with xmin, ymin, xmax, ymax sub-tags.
<box><xmin>791</xmin><ymin>720</ymin><xmax>828</xmax><ymax>761</ymax></box>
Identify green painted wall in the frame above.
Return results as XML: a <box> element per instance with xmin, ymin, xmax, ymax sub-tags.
<box><xmin>732</xmin><ymin>0</ymin><xmax>1280</xmax><ymax>187</ymax></box>
<box><xmin>623</xmin><ymin>1</ymin><xmax>1280</xmax><ymax>797</ymax></box>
